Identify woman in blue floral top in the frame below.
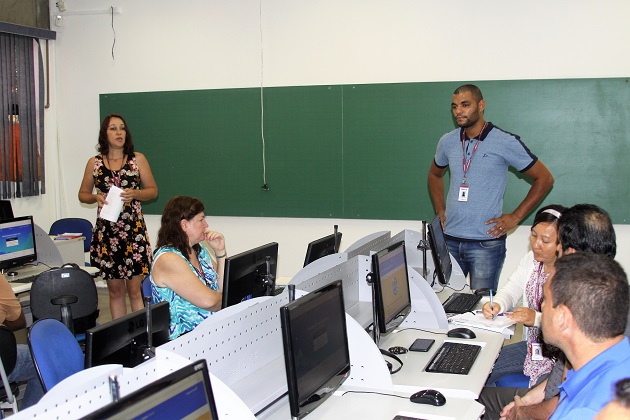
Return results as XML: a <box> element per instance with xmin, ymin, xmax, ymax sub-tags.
<box><xmin>150</xmin><ymin>196</ymin><xmax>226</xmax><ymax>339</ymax></box>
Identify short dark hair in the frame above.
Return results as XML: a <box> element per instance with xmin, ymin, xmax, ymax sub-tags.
<box><xmin>614</xmin><ymin>378</ymin><xmax>630</xmax><ymax>408</ymax></box>
<box><xmin>453</xmin><ymin>84</ymin><xmax>484</xmax><ymax>102</ymax></box>
<box><xmin>558</xmin><ymin>204</ymin><xmax>616</xmax><ymax>258</ymax></box>
<box><xmin>551</xmin><ymin>252</ymin><xmax>629</xmax><ymax>341</ymax></box>
<box><xmin>97</xmin><ymin>114</ymin><xmax>135</xmax><ymax>157</ymax></box>
<box><xmin>156</xmin><ymin>196</ymin><xmax>205</xmax><ymax>257</ymax></box>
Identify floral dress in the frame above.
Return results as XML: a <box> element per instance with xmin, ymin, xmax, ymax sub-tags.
<box><xmin>90</xmin><ymin>154</ymin><xmax>152</xmax><ymax>280</ymax></box>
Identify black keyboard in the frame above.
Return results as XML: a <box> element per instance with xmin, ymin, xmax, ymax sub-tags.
<box><xmin>425</xmin><ymin>342</ymin><xmax>481</xmax><ymax>375</ymax></box>
<box><xmin>7</xmin><ymin>275</ymin><xmax>38</xmax><ymax>284</ymax></box>
<box><xmin>442</xmin><ymin>292</ymin><xmax>482</xmax><ymax>314</ymax></box>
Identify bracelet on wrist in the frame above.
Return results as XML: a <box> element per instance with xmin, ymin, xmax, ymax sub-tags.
<box><xmin>215</xmin><ymin>252</ymin><xmax>227</xmax><ymax>259</ymax></box>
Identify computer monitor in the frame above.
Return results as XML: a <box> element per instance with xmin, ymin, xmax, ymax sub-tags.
<box><xmin>426</xmin><ymin>214</ymin><xmax>452</xmax><ymax>285</ymax></box>
<box><xmin>280</xmin><ymin>280</ymin><xmax>350</xmax><ymax>419</ymax></box>
<box><xmin>0</xmin><ymin>216</ymin><xmax>37</xmax><ymax>272</ymax></box>
<box><xmin>371</xmin><ymin>240</ymin><xmax>412</xmax><ymax>335</ymax></box>
<box><xmin>84</xmin><ymin>301</ymin><xmax>170</xmax><ymax>368</ymax></box>
<box><xmin>221</xmin><ymin>242</ymin><xmax>279</xmax><ymax>309</ymax></box>
<box><xmin>0</xmin><ymin>200</ymin><xmax>14</xmax><ymax>220</ymax></box>
<box><xmin>84</xmin><ymin>359</ymin><xmax>219</xmax><ymax>419</ymax></box>
<box><xmin>303</xmin><ymin>231</ymin><xmax>342</xmax><ymax>267</ymax></box>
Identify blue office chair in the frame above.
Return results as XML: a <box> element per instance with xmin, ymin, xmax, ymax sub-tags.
<box><xmin>495</xmin><ymin>373</ymin><xmax>530</xmax><ymax>388</ymax></box>
<box><xmin>28</xmin><ymin>319</ymin><xmax>84</xmax><ymax>393</ymax></box>
<box><xmin>141</xmin><ymin>275</ymin><xmax>153</xmax><ymax>306</ymax></box>
<box><xmin>49</xmin><ymin>218</ymin><xmax>94</xmax><ymax>254</ymax></box>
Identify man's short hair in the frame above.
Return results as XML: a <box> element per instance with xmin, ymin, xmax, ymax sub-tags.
<box><xmin>551</xmin><ymin>252</ymin><xmax>628</xmax><ymax>341</ymax></box>
<box><xmin>614</xmin><ymin>378</ymin><xmax>630</xmax><ymax>408</ymax></box>
<box><xmin>558</xmin><ymin>204</ymin><xmax>616</xmax><ymax>258</ymax></box>
<box><xmin>453</xmin><ymin>84</ymin><xmax>483</xmax><ymax>102</ymax></box>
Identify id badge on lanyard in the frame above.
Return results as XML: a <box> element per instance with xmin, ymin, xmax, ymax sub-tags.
<box><xmin>459</xmin><ymin>124</ymin><xmax>486</xmax><ymax>202</ymax></box>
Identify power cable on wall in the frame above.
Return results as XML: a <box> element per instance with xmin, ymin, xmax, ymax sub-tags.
<box><xmin>259</xmin><ymin>0</ymin><xmax>269</xmax><ymax>190</ymax></box>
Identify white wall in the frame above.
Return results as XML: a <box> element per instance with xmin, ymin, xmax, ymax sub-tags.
<box><xmin>10</xmin><ymin>0</ymin><xmax>630</xmax><ymax>279</ymax></box>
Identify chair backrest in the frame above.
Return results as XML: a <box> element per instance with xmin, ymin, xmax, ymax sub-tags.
<box><xmin>28</xmin><ymin>319</ymin><xmax>84</xmax><ymax>392</ymax></box>
<box><xmin>30</xmin><ymin>266</ymin><xmax>99</xmax><ymax>334</ymax></box>
<box><xmin>49</xmin><ymin>218</ymin><xmax>93</xmax><ymax>253</ymax></box>
<box><xmin>141</xmin><ymin>275</ymin><xmax>152</xmax><ymax>301</ymax></box>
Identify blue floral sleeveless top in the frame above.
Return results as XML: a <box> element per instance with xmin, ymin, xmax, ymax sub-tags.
<box><xmin>150</xmin><ymin>245</ymin><xmax>219</xmax><ymax>339</ymax></box>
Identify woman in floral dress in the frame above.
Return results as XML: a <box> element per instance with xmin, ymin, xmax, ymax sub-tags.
<box><xmin>79</xmin><ymin>114</ymin><xmax>158</xmax><ymax>319</ymax></box>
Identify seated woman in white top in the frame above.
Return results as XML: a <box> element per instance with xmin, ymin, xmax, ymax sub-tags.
<box><xmin>482</xmin><ymin>204</ymin><xmax>566</xmax><ymax>387</ymax></box>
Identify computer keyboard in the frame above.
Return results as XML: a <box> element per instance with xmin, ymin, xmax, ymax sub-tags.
<box><xmin>8</xmin><ymin>275</ymin><xmax>37</xmax><ymax>284</ymax></box>
<box><xmin>425</xmin><ymin>341</ymin><xmax>481</xmax><ymax>375</ymax></box>
<box><xmin>442</xmin><ymin>292</ymin><xmax>482</xmax><ymax>314</ymax></box>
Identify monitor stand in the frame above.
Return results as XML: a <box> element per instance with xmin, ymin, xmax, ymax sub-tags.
<box><xmin>416</xmin><ymin>220</ymin><xmax>431</xmax><ymax>284</ymax></box>
<box><xmin>262</xmin><ymin>256</ymin><xmax>275</xmax><ymax>296</ymax></box>
<box><xmin>141</xmin><ymin>296</ymin><xmax>156</xmax><ymax>361</ymax></box>
<box><xmin>365</xmin><ymin>271</ymin><xmax>380</xmax><ymax>345</ymax></box>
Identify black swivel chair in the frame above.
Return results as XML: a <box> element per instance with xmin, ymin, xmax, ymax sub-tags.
<box><xmin>0</xmin><ymin>326</ymin><xmax>20</xmax><ymax>415</ymax></box>
<box><xmin>29</xmin><ymin>265</ymin><xmax>99</xmax><ymax>339</ymax></box>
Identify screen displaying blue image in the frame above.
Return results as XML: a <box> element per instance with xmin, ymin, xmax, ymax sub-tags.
<box><xmin>0</xmin><ymin>216</ymin><xmax>37</xmax><ymax>270</ymax></box>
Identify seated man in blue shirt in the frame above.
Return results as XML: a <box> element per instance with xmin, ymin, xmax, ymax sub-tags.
<box><xmin>542</xmin><ymin>252</ymin><xmax>630</xmax><ymax>419</ymax></box>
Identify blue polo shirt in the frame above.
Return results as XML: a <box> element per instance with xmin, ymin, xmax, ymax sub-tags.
<box><xmin>550</xmin><ymin>338</ymin><xmax>630</xmax><ymax>420</ymax></box>
<box><xmin>434</xmin><ymin>123</ymin><xmax>537</xmax><ymax>240</ymax></box>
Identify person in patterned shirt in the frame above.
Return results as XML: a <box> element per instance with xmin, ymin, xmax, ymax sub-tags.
<box><xmin>149</xmin><ymin>196</ymin><xmax>226</xmax><ymax>339</ymax></box>
<box><xmin>79</xmin><ymin>114</ymin><xmax>158</xmax><ymax>319</ymax></box>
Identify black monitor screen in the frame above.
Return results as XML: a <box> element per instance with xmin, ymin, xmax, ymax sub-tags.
<box><xmin>85</xmin><ymin>301</ymin><xmax>170</xmax><ymax>368</ymax></box>
<box><xmin>372</xmin><ymin>241</ymin><xmax>411</xmax><ymax>334</ymax></box>
<box><xmin>280</xmin><ymin>280</ymin><xmax>350</xmax><ymax>419</ymax></box>
<box><xmin>427</xmin><ymin>214</ymin><xmax>452</xmax><ymax>285</ymax></box>
<box><xmin>0</xmin><ymin>200</ymin><xmax>14</xmax><ymax>221</ymax></box>
<box><xmin>84</xmin><ymin>359</ymin><xmax>218</xmax><ymax>419</ymax></box>
<box><xmin>0</xmin><ymin>216</ymin><xmax>37</xmax><ymax>271</ymax></box>
<box><xmin>303</xmin><ymin>232</ymin><xmax>342</xmax><ymax>267</ymax></box>
<box><xmin>222</xmin><ymin>242</ymin><xmax>278</xmax><ymax>309</ymax></box>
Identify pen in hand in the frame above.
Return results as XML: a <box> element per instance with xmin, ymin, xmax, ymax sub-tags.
<box><xmin>490</xmin><ymin>289</ymin><xmax>495</xmax><ymax>320</ymax></box>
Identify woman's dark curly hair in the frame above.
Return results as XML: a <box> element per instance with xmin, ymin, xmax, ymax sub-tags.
<box><xmin>97</xmin><ymin>114</ymin><xmax>135</xmax><ymax>158</ymax></box>
<box><xmin>156</xmin><ymin>196</ymin><xmax>205</xmax><ymax>257</ymax></box>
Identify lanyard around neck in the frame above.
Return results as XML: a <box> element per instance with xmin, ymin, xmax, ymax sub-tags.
<box><xmin>460</xmin><ymin>122</ymin><xmax>487</xmax><ymax>182</ymax></box>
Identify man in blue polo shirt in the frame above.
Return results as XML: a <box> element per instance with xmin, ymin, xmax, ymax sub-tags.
<box><xmin>542</xmin><ymin>252</ymin><xmax>630</xmax><ymax>419</ymax></box>
<box><xmin>428</xmin><ymin>84</ymin><xmax>554</xmax><ymax>291</ymax></box>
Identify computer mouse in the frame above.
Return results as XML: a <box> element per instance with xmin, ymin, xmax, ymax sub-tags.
<box><xmin>410</xmin><ymin>389</ymin><xmax>446</xmax><ymax>406</ymax></box>
<box><xmin>447</xmin><ymin>327</ymin><xmax>476</xmax><ymax>339</ymax></box>
<box><xmin>6</xmin><ymin>271</ymin><xmax>18</xmax><ymax>277</ymax></box>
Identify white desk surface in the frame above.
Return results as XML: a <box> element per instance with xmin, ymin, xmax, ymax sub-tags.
<box><xmin>377</xmin><ymin>327</ymin><xmax>503</xmax><ymax>400</ymax></box>
<box><xmin>264</xmin><ymin>387</ymin><xmax>485</xmax><ymax>420</ymax></box>
<box><xmin>7</xmin><ymin>263</ymin><xmax>100</xmax><ymax>294</ymax></box>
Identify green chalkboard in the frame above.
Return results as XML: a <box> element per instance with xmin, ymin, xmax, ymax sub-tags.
<box><xmin>100</xmin><ymin>78</ymin><xmax>630</xmax><ymax>223</ymax></box>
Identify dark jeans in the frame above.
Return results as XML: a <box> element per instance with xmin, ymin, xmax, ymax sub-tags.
<box><xmin>7</xmin><ymin>344</ymin><xmax>44</xmax><ymax>408</ymax></box>
<box><xmin>485</xmin><ymin>340</ymin><xmax>528</xmax><ymax>387</ymax></box>
<box><xmin>478</xmin><ymin>386</ymin><xmax>529</xmax><ymax>420</ymax></box>
<box><xmin>445</xmin><ymin>237</ymin><xmax>506</xmax><ymax>291</ymax></box>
